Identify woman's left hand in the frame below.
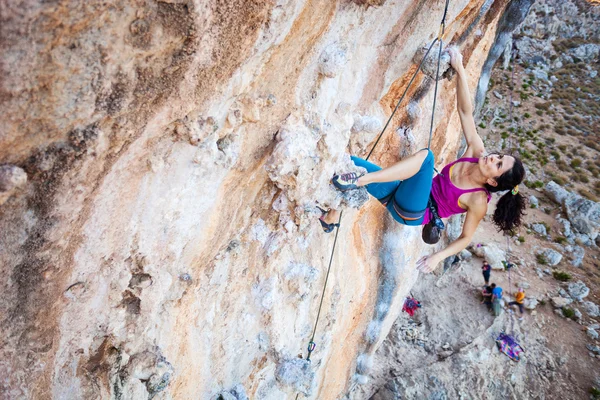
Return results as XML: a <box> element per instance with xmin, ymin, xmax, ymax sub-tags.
<box><xmin>447</xmin><ymin>46</ymin><xmax>463</xmax><ymax>70</ymax></box>
<box><xmin>417</xmin><ymin>254</ymin><xmax>442</xmax><ymax>273</ymax></box>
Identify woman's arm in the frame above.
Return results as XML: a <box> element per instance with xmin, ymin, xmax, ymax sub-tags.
<box><xmin>417</xmin><ymin>194</ymin><xmax>487</xmax><ymax>272</ymax></box>
<box><xmin>448</xmin><ymin>48</ymin><xmax>485</xmax><ymax>158</ymax></box>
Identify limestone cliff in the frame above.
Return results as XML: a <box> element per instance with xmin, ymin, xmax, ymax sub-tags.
<box><xmin>0</xmin><ymin>1</ymin><xmax>511</xmax><ymax>398</ymax></box>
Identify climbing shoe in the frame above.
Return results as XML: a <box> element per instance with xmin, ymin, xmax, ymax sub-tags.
<box><xmin>317</xmin><ymin>206</ymin><xmax>339</xmax><ymax>233</ymax></box>
<box><xmin>331</xmin><ymin>172</ymin><xmax>362</xmax><ymax>191</ymax></box>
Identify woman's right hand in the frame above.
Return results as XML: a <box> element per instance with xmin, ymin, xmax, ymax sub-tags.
<box><xmin>447</xmin><ymin>47</ymin><xmax>463</xmax><ymax>70</ymax></box>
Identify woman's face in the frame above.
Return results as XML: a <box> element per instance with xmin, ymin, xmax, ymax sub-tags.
<box><xmin>479</xmin><ymin>153</ymin><xmax>515</xmax><ymax>180</ymax></box>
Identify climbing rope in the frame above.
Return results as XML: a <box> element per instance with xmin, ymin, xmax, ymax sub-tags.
<box><xmin>506</xmin><ymin>234</ymin><xmax>512</xmax><ymax>296</ymax></box>
<box><xmin>304</xmin><ymin>210</ymin><xmax>343</xmax><ymax>362</ymax></box>
<box><xmin>366</xmin><ymin>0</ymin><xmax>450</xmax><ymax>160</ymax></box>
<box><xmin>298</xmin><ymin>1</ymin><xmax>452</xmax><ymax>389</ymax></box>
<box><xmin>506</xmin><ymin>47</ymin><xmax>518</xmax><ymax>150</ymax></box>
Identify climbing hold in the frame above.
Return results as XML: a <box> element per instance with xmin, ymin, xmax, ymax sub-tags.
<box><xmin>265</xmin><ymin>94</ymin><xmax>277</xmax><ymax>107</ymax></box>
<box><xmin>406</xmin><ymin>101</ymin><xmax>422</xmax><ymax>123</ymax></box>
<box><xmin>365</xmin><ymin>320</ymin><xmax>381</xmax><ymax>344</ymax></box>
<box><xmin>355</xmin><ymin>353</ymin><xmax>373</xmax><ymax>374</ymax></box>
<box><xmin>130</xmin><ymin>19</ymin><xmax>149</xmax><ymax>35</ymax></box>
<box><xmin>275</xmin><ymin>357</ymin><xmax>315</xmax><ymax>396</ymax></box>
<box><xmin>318</xmin><ymin>43</ymin><xmax>349</xmax><ymax>78</ymax></box>
<box><xmin>0</xmin><ymin>165</ymin><xmax>27</xmax><ymax>206</ymax></box>
<box><xmin>412</xmin><ymin>42</ymin><xmax>451</xmax><ymax>80</ymax></box>
<box><xmin>0</xmin><ymin>165</ymin><xmax>27</xmax><ymax>193</ymax></box>
<box><xmin>214</xmin><ymin>384</ymin><xmax>249</xmax><ymax>400</ymax></box>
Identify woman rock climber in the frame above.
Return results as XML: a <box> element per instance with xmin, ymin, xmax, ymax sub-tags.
<box><xmin>319</xmin><ymin>48</ymin><xmax>526</xmax><ymax>273</ymax></box>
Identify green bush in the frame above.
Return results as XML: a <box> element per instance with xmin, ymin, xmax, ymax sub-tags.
<box><xmin>537</xmin><ymin>254</ymin><xmax>548</xmax><ymax>265</ymax></box>
<box><xmin>533</xmin><ymin>180</ymin><xmax>544</xmax><ymax>188</ymax></box>
<box><xmin>571</xmin><ymin>158</ymin><xmax>582</xmax><ymax>168</ymax></box>
<box><xmin>478</xmin><ymin>122</ymin><xmax>486</xmax><ymax>129</ymax></box>
<box><xmin>554</xmin><ymin>236</ymin><xmax>567</xmax><ymax>244</ymax></box>
<box><xmin>550</xmin><ymin>151</ymin><xmax>560</xmax><ymax>159</ymax></box>
<box><xmin>518</xmin><ymin>236</ymin><xmax>525</xmax><ymax>243</ymax></box>
<box><xmin>523</xmin><ymin>112</ymin><xmax>531</xmax><ymax>118</ymax></box>
<box><xmin>536</xmin><ymin>110</ymin><xmax>544</xmax><ymax>116</ymax></box>
<box><xmin>590</xmin><ymin>387</ymin><xmax>600</xmax><ymax>398</ymax></box>
<box><xmin>520</xmin><ymin>92</ymin><xmax>529</xmax><ymax>101</ymax></box>
<box><xmin>553</xmin><ymin>271</ymin><xmax>572</xmax><ymax>282</ymax></box>
<box><xmin>562</xmin><ymin>307</ymin><xmax>575</xmax><ymax>319</ymax></box>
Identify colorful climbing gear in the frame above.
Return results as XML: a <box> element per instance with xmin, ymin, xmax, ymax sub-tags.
<box><xmin>402</xmin><ymin>297</ymin><xmax>422</xmax><ymax>317</ymax></box>
<box><xmin>496</xmin><ymin>332</ymin><xmax>524</xmax><ymax>362</ymax></box>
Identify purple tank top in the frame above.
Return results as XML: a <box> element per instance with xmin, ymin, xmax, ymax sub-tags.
<box><xmin>423</xmin><ymin>157</ymin><xmax>491</xmax><ymax>224</ymax></box>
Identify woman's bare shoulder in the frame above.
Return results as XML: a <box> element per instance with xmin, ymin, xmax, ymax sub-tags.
<box><xmin>464</xmin><ymin>190</ymin><xmax>489</xmax><ymax>213</ymax></box>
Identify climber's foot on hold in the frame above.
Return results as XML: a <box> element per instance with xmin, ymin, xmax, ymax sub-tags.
<box><xmin>331</xmin><ymin>172</ymin><xmax>362</xmax><ymax>191</ymax></box>
<box><xmin>317</xmin><ymin>206</ymin><xmax>339</xmax><ymax>233</ymax></box>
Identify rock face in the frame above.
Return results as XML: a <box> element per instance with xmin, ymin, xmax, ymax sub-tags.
<box><xmin>0</xmin><ymin>1</ymin><xmax>514</xmax><ymax>399</ymax></box>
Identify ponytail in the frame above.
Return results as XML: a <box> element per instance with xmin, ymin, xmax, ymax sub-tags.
<box><xmin>484</xmin><ymin>156</ymin><xmax>526</xmax><ymax>233</ymax></box>
<box><xmin>492</xmin><ymin>191</ymin><xmax>526</xmax><ymax>232</ymax></box>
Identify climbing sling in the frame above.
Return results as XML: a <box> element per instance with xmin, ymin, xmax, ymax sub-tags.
<box><xmin>299</xmin><ymin>0</ymin><xmax>452</xmax><ymax>371</ymax></box>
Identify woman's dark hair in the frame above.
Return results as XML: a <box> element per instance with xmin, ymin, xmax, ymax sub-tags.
<box><xmin>484</xmin><ymin>155</ymin><xmax>526</xmax><ymax>233</ymax></box>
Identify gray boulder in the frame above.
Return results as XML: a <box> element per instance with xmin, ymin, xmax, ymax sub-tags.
<box><xmin>557</xmin><ymin>217</ymin><xmax>572</xmax><ymax>237</ymax></box>
<box><xmin>570</xmin><ymin>246</ymin><xmax>585</xmax><ymax>267</ymax></box>
<box><xmin>459</xmin><ymin>249</ymin><xmax>472</xmax><ymax>260</ymax></box>
<box><xmin>537</xmin><ymin>248</ymin><xmax>562</xmax><ymax>266</ymax></box>
<box><xmin>575</xmin><ymin>233</ymin><xmax>593</xmax><ymax>247</ymax></box>
<box><xmin>471</xmin><ymin>243</ymin><xmax>506</xmax><ymax>270</ymax></box>
<box><xmin>531</xmin><ymin>68</ymin><xmax>548</xmax><ymax>81</ymax></box>
<box><xmin>582</xmin><ymin>301</ymin><xmax>600</xmax><ymax>318</ymax></box>
<box><xmin>517</xmin><ymin>281</ymin><xmax>531</xmax><ymax>289</ymax></box>
<box><xmin>587</xmin><ymin>328</ymin><xmax>599</xmax><ymax>340</ymax></box>
<box><xmin>551</xmin><ymin>297</ymin><xmax>572</xmax><ymax>308</ymax></box>
<box><xmin>565</xmin><ymin>196</ymin><xmax>600</xmax><ymax>239</ymax></box>
<box><xmin>531</xmin><ymin>223</ymin><xmax>547</xmax><ymax>236</ymax></box>
<box><xmin>545</xmin><ymin>181</ymin><xmax>571</xmax><ymax>205</ymax></box>
<box><xmin>524</xmin><ymin>298</ymin><xmax>538</xmax><ymax>310</ymax></box>
<box><xmin>568</xmin><ymin>280</ymin><xmax>590</xmax><ymax>301</ymax></box>
<box><xmin>568</xmin><ymin>44</ymin><xmax>600</xmax><ymax>63</ymax></box>
<box><xmin>529</xmin><ymin>195</ymin><xmax>539</xmax><ymax>208</ymax></box>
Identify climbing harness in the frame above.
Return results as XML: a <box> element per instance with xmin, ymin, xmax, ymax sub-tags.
<box><xmin>298</xmin><ymin>1</ymin><xmax>452</xmax><ymax>393</ymax></box>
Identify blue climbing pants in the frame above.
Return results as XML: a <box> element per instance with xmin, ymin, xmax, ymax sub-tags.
<box><xmin>351</xmin><ymin>149</ymin><xmax>434</xmax><ymax>226</ymax></box>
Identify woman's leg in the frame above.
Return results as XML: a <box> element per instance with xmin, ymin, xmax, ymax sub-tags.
<box><xmin>393</xmin><ymin>149</ymin><xmax>435</xmax><ymax>213</ymax></box>
<box><xmin>357</xmin><ymin>149</ymin><xmax>431</xmax><ymax>186</ymax></box>
<box><xmin>350</xmin><ymin>156</ymin><xmax>400</xmax><ymax>200</ymax></box>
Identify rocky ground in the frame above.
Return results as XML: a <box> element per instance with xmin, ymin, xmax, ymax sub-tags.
<box><xmin>353</xmin><ymin>198</ymin><xmax>600</xmax><ymax>399</ymax></box>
